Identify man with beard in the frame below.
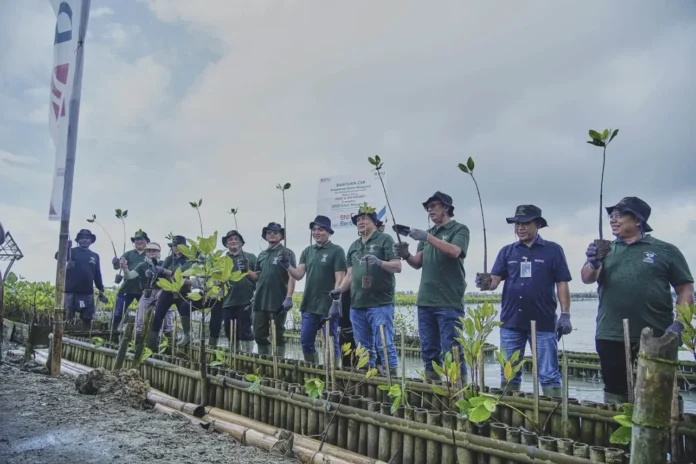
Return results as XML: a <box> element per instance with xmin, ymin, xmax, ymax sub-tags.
<box><xmin>209</xmin><ymin>230</ymin><xmax>258</xmax><ymax>352</ymax></box>
<box><xmin>254</xmin><ymin>223</ymin><xmax>296</xmax><ymax>357</ymax></box>
<box><xmin>396</xmin><ymin>192</ymin><xmax>470</xmax><ymax>381</ymax></box>
<box><xmin>581</xmin><ymin>197</ymin><xmax>693</xmax><ymax>403</ymax></box>
<box><xmin>331</xmin><ymin>204</ymin><xmax>401</xmax><ymax>375</ymax></box>
<box><xmin>57</xmin><ymin>229</ymin><xmax>109</xmax><ymax>330</ymax></box>
<box><xmin>476</xmin><ymin>205</ymin><xmax>572</xmax><ymax>397</ymax></box>
<box><xmin>111</xmin><ymin>229</ymin><xmax>150</xmax><ymax>329</ymax></box>
<box><xmin>283</xmin><ymin>215</ymin><xmax>347</xmax><ymax>364</ymax></box>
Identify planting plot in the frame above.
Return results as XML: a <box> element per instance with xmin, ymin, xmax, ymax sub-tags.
<box><xmin>0</xmin><ymin>348</ymin><xmax>296</xmax><ymax>464</ymax></box>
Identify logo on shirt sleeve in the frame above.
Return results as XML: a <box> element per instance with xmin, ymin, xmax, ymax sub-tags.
<box><xmin>643</xmin><ymin>251</ymin><xmax>656</xmax><ymax>264</ymax></box>
<box><xmin>89</xmin><ymin>257</ymin><xmax>96</xmax><ymax>264</ymax></box>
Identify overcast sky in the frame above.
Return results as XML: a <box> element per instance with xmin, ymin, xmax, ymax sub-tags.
<box><xmin>1</xmin><ymin>0</ymin><xmax>695</xmax><ymax>293</ymax></box>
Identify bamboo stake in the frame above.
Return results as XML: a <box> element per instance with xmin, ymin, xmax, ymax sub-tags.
<box><xmin>562</xmin><ymin>349</ymin><xmax>569</xmax><ymax>438</ymax></box>
<box><xmin>379</xmin><ymin>325</ymin><xmax>391</xmax><ymax>386</ymax></box>
<box><xmin>670</xmin><ymin>370</ymin><xmax>680</xmax><ymax>463</ymax></box>
<box><xmin>114</xmin><ymin>322</ymin><xmax>133</xmax><ymax>370</ymax></box>
<box><xmin>531</xmin><ymin>320</ymin><xmax>540</xmax><ymax>428</ymax></box>
<box><xmin>623</xmin><ymin>319</ymin><xmax>634</xmax><ymax>403</ymax></box>
<box><xmin>271</xmin><ymin>320</ymin><xmax>278</xmax><ymax>380</ymax></box>
<box><xmin>630</xmin><ymin>328</ymin><xmax>680</xmax><ymax>464</ymax></box>
<box><xmin>329</xmin><ymin>334</ymin><xmax>336</xmax><ymax>392</ymax></box>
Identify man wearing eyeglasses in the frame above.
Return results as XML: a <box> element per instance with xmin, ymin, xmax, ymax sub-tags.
<box><xmin>581</xmin><ymin>196</ymin><xmax>693</xmax><ymax>404</ymax></box>
<box><xmin>476</xmin><ymin>205</ymin><xmax>572</xmax><ymax>398</ymax></box>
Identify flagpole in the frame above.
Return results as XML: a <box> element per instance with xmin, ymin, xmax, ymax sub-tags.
<box><xmin>50</xmin><ymin>0</ymin><xmax>91</xmax><ymax>377</ymax></box>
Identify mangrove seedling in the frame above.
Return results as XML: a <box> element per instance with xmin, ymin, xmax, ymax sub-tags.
<box><xmin>368</xmin><ymin>155</ymin><xmax>406</xmax><ymax>250</ymax></box>
<box><xmin>676</xmin><ymin>303</ymin><xmax>696</xmax><ymax>362</ymax></box>
<box><xmin>86</xmin><ymin>214</ymin><xmax>119</xmax><ymax>261</ymax></box>
<box><xmin>276</xmin><ymin>183</ymin><xmax>291</xmax><ymax>247</ymax></box>
<box><xmin>114</xmin><ymin>208</ymin><xmax>129</xmax><ymax>284</ymax></box>
<box><xmin>189</xmin><ymin>199</ymin><xmax>204</xmax><ymax>237</ymax></box>
<box><xmin>587</xmin><ymin>128</ymin><xmax>619</xmax><ymax>261</ymax></box>
<box><xmin>227</xmin><ymin>207</ymin><xmax>247</xmax><ymax>262</ymax></box>
<box><xmin>609</xmin><ymin>402</ymin><xmax>634</xmax><ymax>445</ymax></box>
<box><xmin>156</xmin><ymin>231</ymin><xmax>247</xmax><ymax>405</ymax></box>
<box><xmin>458</xmin><ymin>157</ymin><xmax>490</xmax><ymax>289</ymax></box>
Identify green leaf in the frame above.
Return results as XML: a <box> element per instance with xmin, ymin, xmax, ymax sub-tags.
<box><xmin>91</xmin><ymin>337</ymin><xmax>104</xmax><ymax>347</ymax></box>
<box><xmin>466</xmin><ymin>157</ymin><xmax>475</xmax><ymax>171</ymax></box>
<box><xmin>249</xmin><ymin>382</ymin><xmax>260</xmax><ymax>393</ymax></box>
<box><xmin>432</xmin><ymin>385</ymin><xmax>446</xmax><ymax>396</ymax></box>
<box><xmin>5</xmin><ymin>272</ymin><xmax>18</xmax><ymax>285</ymax></box>
<box><xmin>469</xmin><ymin>396</ymin><xmax>486</xmax><ymax>407</ymax></box>
<box><xmin>602</xmin><ymin>129</ymin><xmax>610</xmax><ymax>140</ymax></box>
<box><xmin>122</xmin><ymin>210</ymin><xmax>128</xmax><ymax>218</ymax></box>
<box><xmin>378</xmin><ymin>385</ymin><xmax>391</xmax><ymax>391</ymax></box>
<box><xmin>178</xmin><ymin>244</ymin><xmax>197</xmax><ymax>260</ymax></box>
<box><xmin>613</xmin><ymin>415</ymin><xmax>632</xmax><ymax>427</ymax></box>
<box><xmin>198</xmin><ymin>199</ymin><xmax>203</xmax><ymax>206</ymax></box>
<box><xmin>246</xmin><ymin>374</ymin><xmax>260</xmax><ymax>382</ymax></box>
<box><xmin>503</xmin><ymin>362</ymin><xmax>513</xmax><ymax>382</ymax></box>
<box><xmin>610</xmin><ymin>426</ymin><xmax>632</xmax><ymax>445</ymax></box>
<box><xmin>457</xmin><ymin>163</ymin><xmax>469</xmax><ymax>174</ymax></box>
<box><xmin>365</xmin><ymin>368</ymin><xmax>378</xmax><ymax>380</ymax></box>
<box><xmin>621</xmin><ymin>403</ymin><xmax>634</xmax><ymax>417</ymax></box>
<box><xmin>188</xmin><ymin>292</ymin><xmax>202</xmax><ymax>301</ymax></box>
<box><xmin>588</xmin><ymin>130</ymin><xmax>601</xmax><ymax>140</ymax></box>
<box><xmin>156</xmin><ymin>278</ymin><xmax>176</xmax><ymax>292</ymax></box>
<box><xmin>342</xmin><ymin>343</ymin><xmax>352</xmax><ymax>356</ymax></box>
<box><xmin>587</xmin><ymin>139</ymin><xmax>605</xmax><ymax>147</ymax></box>
<box><xmin>455</xmin><ymin>399</ymin><xmax>471</xmax><ymax>413</ymax></box>
<box><xmin>510</xmin><ymin>350</ymin><xmax>520</xmax><ymax>364</ymax></box>
<box><xmin>432</xmin><ymin>361</ymin><xmax>445</xmax><ymax>377</ymax></box>
<box><xmin>483</xmin><ymin>398</ymin><xmax>497</xmax><ymax>412</ymax></box>
<box><xmin>189</xmin><ymin>202</ymin><xmax>197</xmax><ymax>208</ymax></box>
<box><xmin>283</xmin><ymin>183</ymin><xmax>291</xmax><ymax>190</ymax></box>
<box><xmin>356</xmin><ymin>355</ymin><xmax>369</xmax><ymax>369</ymax></box>
<box><xmin>140</xmin><ymin>347</ymin><xmax>153</xmax><ymax>363</ymax></box>
<box><xmin>390</xmin><ymin>397</ymin><xmax>401</xmax><ymax>415</ymax></box>
<box><xmin>368</xmin><ymin>157</ymin><xmax>376</xmax><ymax>165</ymax></box>
<box><xmin>115</xmin><ymin>208</ymin><xmax>122</xmax><ymax>217</ymax></box>
<box><xmin>468</xmin><ymin>404</ymin><xmax>492</xmax><ymax>423</ymax></box>
<box><xmin>609</xmin><ymin>128</ymin><xmax>619</xmax><ymax>143</ymax></box>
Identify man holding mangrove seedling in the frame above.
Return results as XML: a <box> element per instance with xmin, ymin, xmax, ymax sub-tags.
<box><xmin>283</xmin><ymin>215</ymin><xmax>347</xmax><ymax>364</ymax></box>
<box><xmin>111</xmin><ymin>229</ymin><xmax>150</xmax><ymax>330</ymax></box>
<box><xmin>476</xmin><ymin>205</ymin><xmax>572</xmax><ymax>398</ymax></box>
<box><xmin>57</xmin><ymin>229</ymin><xmax>109</xmax><ymax>330</ymax></box>
<box><xmin>209</xmin><ymin>230</ymin><xmax>258</xmax><ymax>352</ymax></box>
<box><xmin>254</xmin><ymin>222</ymin><xmax>296</xmax><ymax>356</ymax></box>
<box><xmin>146</xmin><ymin>235</ymin><xmax>195</xmax><ymax>351</ymax></box>
<box><xmin>581</xmin><ymin>196</ymin><xmax>694</xmax><ymax>403</ymax></box>
<box><xmin>331</xmin><ymin>204</ymin><xmax>401</xmax><ymax>375</ymax></box>
<box><xmin>396</xmin><ymin>191</ymin><xmax>470</xmax><ymax>381</ymax></box>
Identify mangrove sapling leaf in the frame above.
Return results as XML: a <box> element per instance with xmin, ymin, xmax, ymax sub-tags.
<box><xmin>188</xmin><ymin>292</ymin><xmax>202</xmax><ymax>302</ymax></box>
<box><xmin>365</xmin><ymin>368</ymin><xmax>378</xmax><ymax>380</ymax></box>
<box><xmin>458</xmin><ymin>157</ymin><xmax>489</xmax><ymax>276</ymax></box>
<box><xmin>210</xmin><ymin>350</ymin><xmax>226</xmax><ymax>367</ymax></box>
<box><xmin>586</xmin><ymin>127</ymin><xmax>619</xmax><ymax>243</ymax></box>
<box><xmin>189</xmin><ymin>199</ymin><xmax>205</xmax><ymax>237</ymax></box>
<box><xmin>92</xmin><ymin>337</ymin><xmax>104</xmax><ymax>348</ymax></box>
<box><xmin>305</xmin><ymin>378</ymin><xmax>324</xmax><ymax>399</ymax></box>
<box><xmin>469</xmin><ymin>404</ymin><xmax>492</xmax><ymax>423</ymax></box>
<box><xmin>367</xmin><ymin>155</ymin><xmax>402</xmax><ymax>245</ymax></box>
<box><xmin>139</xmin><ymin>347</ymin><xmax>153</xmax><ymax>363</ymax></box>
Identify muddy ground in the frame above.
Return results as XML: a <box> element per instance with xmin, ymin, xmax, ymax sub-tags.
<box><xmin>0</xmin><ymin>346</ymin><xmax>297</xmax><ymax>464</ymax></box>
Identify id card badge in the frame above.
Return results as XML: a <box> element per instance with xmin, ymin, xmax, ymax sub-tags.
<box><xmin>520</xmin><ymin>259</ymin><xmax>532</xmax><ymax>278</ymax></box>
<box><xmin>79</xmin><ymin>299</ymin><xmax>86</xmax><ymax>309</ymax></box>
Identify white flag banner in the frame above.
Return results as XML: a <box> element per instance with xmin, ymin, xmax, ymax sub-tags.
<box><xmin>316</xmin><ymin>171</ymin><xmax>388</xmax><ymax>230</ymax></box>
<box><xmin>48</xmin><ymin>0</ymin><xmax>91</xmax><ymax>220</ymax></box>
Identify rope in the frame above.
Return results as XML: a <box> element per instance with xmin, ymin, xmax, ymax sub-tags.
<box><xmin>637</xmin><ymin>352</ymin><xmax>681</xmax><ymax>366</ymax></box>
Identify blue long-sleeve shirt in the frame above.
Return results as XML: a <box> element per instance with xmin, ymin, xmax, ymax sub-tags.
<box><xmin>55</xmin><ymin>247</ymin><xmax>105</xmax><ymax>294</ymax></box>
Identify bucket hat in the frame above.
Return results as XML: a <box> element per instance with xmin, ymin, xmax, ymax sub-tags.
<box><xmin>605</xmin><ymin>197</ymin><xmax>653</xmax><ymax>232</ymax></box>
<box><xmin>75</xmin><ymin>229</ymin><xmax>97</xmax><ymax>242</ymax></box>
<box><xmin>131</xmin><ymin>229</ymin><xmax>150</xmax><ymax>243</ymax></box>
<box><xmin>168</xmin><ymin>235</ymin><xmax>187</xmax><ymax>247</ymax></box>
<box><xmin>262</xmin><ymin>222</ymin><xmax>284</xmax><ymax>239</ymax></box>
<box><xmin>506</xmin><ymin>205</ymin><xmax>548</xmax><ymax>228</ymax></box>
<box><xmin>309</xmin><ymin>215</ymin><xmax>334</xmax><ymax>235</ymax></box>
<box><xmin>422</xmin><ymin>191</ymin><xmax>455</xmax><ymax>216</ymax></box>
<box><xmin>222</xmin><ymin>230</ymin><xmax>246</xmax><ymax>247</ymax></box>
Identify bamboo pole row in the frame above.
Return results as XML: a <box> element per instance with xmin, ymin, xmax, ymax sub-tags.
<box><xmin>57</xmin><ymin>336</ymin><xmax>696</xmax><ymax>457</ymax></box>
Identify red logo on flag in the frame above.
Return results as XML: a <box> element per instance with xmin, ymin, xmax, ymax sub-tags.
<box><xmin>51</xmin><ymin>64</ymin><xmax>70</xmax><ymax>120</ymax></box>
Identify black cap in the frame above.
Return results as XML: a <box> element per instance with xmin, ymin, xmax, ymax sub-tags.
<box><xmin>506</xmin><ymin>205</ymin><xmax>548</xmax><ymax>229</ymax></box>
<box><xmin>168</xmin><ymin>235</ymin><xmax>187</xmax><ymax>247</ymax></box>
<box><xmin>422</xmin><ymin>191</ymin><xmax>455</xmax><ymax>216</ymax></box>
<box><xmin>605</xmin><ymin>197</ymin><xmax>653</xmax><ymax>232</ymax></box>
<box><xmin>309</xmin><ymin>215</ymin><xmax>334</xmax><ymax>234</ymax></box>
<box><xmin>222</xmin><ymin>229</ymin><xmax>245</xmax><ymax>247</ymax></box>
<box><xmin>262</xmin><ymin>222</ymin><xmax>284</xmax><ymax>240</ymax></box>
<box><xmin>75</xmin><ymin>229</ymin><xmax>96</xmax><ymax>243</ymax></box>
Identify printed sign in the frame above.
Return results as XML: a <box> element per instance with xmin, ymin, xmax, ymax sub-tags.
<box><xmin>317</xmin><ymin>171</ymin><xmax>387</xmax><ymax>229</ymax></box>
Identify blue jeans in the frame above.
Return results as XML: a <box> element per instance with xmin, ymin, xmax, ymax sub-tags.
<box><xmin>301</xmin><ymin>312</ymin><xmax>340</xmax><ymax>358</ymax></box>
<box><xmin>114</xmin><ymin>293</ymin><xmax>140</xmax><ymax>327</ymax></box>
<box><xmin>350</xmin><ymin>305</ymin><xmax>398</xmax><ymax>369</ymax></box>
<box><xmin>418</xmin><ymin>306</ymin><xmax>467</xmax><ymax>377</ymax></box>
<box><xmin>500</xmin><ymin>327</ymin><xmax>561</xmax><ymax>387</ymax></box>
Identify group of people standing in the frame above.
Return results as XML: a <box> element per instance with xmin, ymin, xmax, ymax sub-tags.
<box><xmin>59</xmin><ymin>193</ymin><xmax>693</xmax><ymax>404</ymax></box>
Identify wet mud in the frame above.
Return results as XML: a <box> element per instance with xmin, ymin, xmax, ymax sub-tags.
<box><xmin>0</xmin><ymin>347</ymin><xmax>296</xmax><ymax>464</ymax></box>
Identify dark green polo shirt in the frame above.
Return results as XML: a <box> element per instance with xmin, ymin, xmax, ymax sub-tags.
<box><xmin>119</xmin><ymin>249</ymin><xmax>147</xmax><ymax>295</ymax></box>
<box><xmin>299</xmin><ymin>241</ymin><xmax>347</xmax><ymax>315</ymax></box>
<box><xmin>347</xmin><ymin>231</ymin><xmax>397</xmax><ymax>309</ymax></box>
<box><xmin>253</xmin><ymin>245</ymin><xmax>296</xmax><ymax>312</ymax></box>
<box><xmin>596</xmin><ymin>235</ymin><xmax>693</xmax><ymax>342</ymax></box>
<box><xmin>223</xmin><ymin>252</ymin><xmax>258</xmax><ymax>307</ymax></box>
<box><xmin>416</xmin><ymin>220</ymin><xmax>470</xmax><ymax>309</ymax></box>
